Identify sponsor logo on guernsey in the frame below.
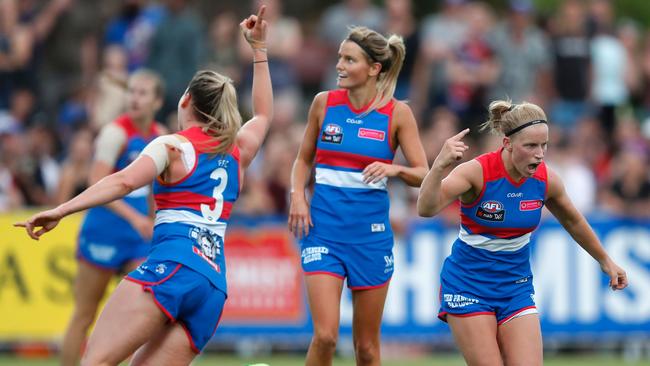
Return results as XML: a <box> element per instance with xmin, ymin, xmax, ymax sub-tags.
<box><xmin>192</xmin><ymin>246</ymin><xmax>221</xmax><ymax>273</ymax></box>
<box><xmin>321</xmin><ymin>123</ymin><xmax>343</xmax><ymax>144</ymax></box>
<box><xmin>189</xmin><ymin>227</ymin><xmax>223</xmax><ymax>273</ymax></box>
<box><xmin>190</xmin><ymin>227</ymin><xmax>222</xmax><ymax>260</ymax></box>
<box><xmin>358</xmin><ymin>128</ymin><xmax>385</xmax><ymax>141</ymax></box>
<box><xmin>507</xmin><ymin>192</ymin><xmax>524</xmax><ymax>198</ymax></box>
<box><xmin>476</xmin><ymin>200</ymin><xmax>505</xmax><ymax>221</ymax></box>
<box><xmin>302</xmin><ymin>246</ymin><xmax>328</xmax><ymax>264</ymax></box>
<box><xmin>371</xmin><ymin>223</ymin><xmax>386</xmax><ymax>232</ymax></box>
<box><xmin>520</xmin><ymin>199</ymin><xmax>544</xmax><ymax>211</ymax></box>
<box><xmin>443</xmin><ymin>293</ymin><xmax>480</xmax><ymax>308</ymax></box>
<box><xmin>346</xmin><ymin>117</ymin><xmax>363</xmax><ymax>124</ymax></box>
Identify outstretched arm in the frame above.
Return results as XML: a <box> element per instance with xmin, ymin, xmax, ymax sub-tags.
<box><xmin>545</xmin><ymin>168</ymin><xmax>628</xmax><ymax>290</ymax></box>
<box><xmin>362</xmin><ymin>102</ymin><xmax>428</xmax><ymax>187</ymax></box>
<box><xmin>236</xmin><ymin>5</ymin><xmax>273</xmax><ymax>169</ymax></box>
<box><xmin>417</xmin><ymin>128</ymin><xmax>475</xmax><ymax>217</ymax></box>
<box><xmin>15</xmin><ymin>156</ymin><xmax>158</xmax><ymax>240</ymax></box>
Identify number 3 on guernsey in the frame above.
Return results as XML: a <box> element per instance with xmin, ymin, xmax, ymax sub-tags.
<box><xmin>201</xmin><ymin>168</ymin><xmax>227</xmax><ymax>221</ymax></box>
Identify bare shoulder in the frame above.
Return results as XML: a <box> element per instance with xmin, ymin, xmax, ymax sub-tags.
<box><xmin>312</xmin><ymin>91</ymin><xmax>328</xmax><ymax>109</ymax></box>
<box><xmin>545</xmin><ymin>165</ymin><xmax>565</xmax><ymax>199</ymax></box>
<box><xmin>392</xmin><ymin>100</ymin><xmax>415</xmax><ymax>119</ymax></box>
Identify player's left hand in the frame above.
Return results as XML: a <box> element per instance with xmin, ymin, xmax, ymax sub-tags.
<box><xmin>240</xmin><ymin>5</ymin><xmax>268</xmax><ymax>48</ymax></box>
<box><xmin>362</xmin><ymin>162</ymin><xmax>400</xmax><ymax>184</ymax></box>
<box><xmin>14</xmin><ymin>207</ymin><xmax>64</xmax><ymax>240</ymax></box>
<box><xmin>600</xmin><ymin>258</ymin><xmax>628</xmax><ymax>291</ymax></box>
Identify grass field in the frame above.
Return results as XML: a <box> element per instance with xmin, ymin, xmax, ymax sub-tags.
<box><xmin>2</xmin><ymin>354</ymin><xmax>650</xmax><ymax>365</ymax></box>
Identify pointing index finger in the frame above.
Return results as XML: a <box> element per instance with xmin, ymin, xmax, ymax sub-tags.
<box><xmin>451</xmin><ymin>128</ymin><xmax>470</xmax><ymax>141</ymax></box>
<box><xmin>256</xmin><ymin>5</ymin><xmax>266</xmax><ymax>23</ymax></box>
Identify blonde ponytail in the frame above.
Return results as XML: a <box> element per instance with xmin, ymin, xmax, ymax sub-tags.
<box><xmin>187</xmin><ymin>70</ymin><xmax>242</xmax><ymax>155</ymax></box>
<box><xmin>346</xmin><ymin>27</ymin><xmax>406</xmax><ymax>114</ymax></box>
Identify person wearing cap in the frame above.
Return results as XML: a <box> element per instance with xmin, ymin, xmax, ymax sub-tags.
<box><xmin>417</xmin><ymin>99</ymin><xmax>627</xmax><ymax>365</ymax></box>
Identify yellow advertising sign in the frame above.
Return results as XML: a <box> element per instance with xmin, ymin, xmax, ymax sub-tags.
<box><xmin>0</xmin><ymin>211</ymin><xmax>115</xmax><ymax>341</ymax></box>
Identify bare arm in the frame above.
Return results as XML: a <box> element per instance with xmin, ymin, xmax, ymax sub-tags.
<box><xmin>363</xmin><ymin>101</ymin><xmax>428</xmax><ymax>187</ymax></box>
<box><xmin>236</xmin><ymin>6</ymin><xmax>273</xmax><ymax>169</ymax></box>
<box><xmin>417</xmin><ymin>128</ymin><xmax>475</xmax><ymax>217</ymax></box>
<box><xmin>287</xmin><ymin>91</ymin><xmax>326</xmax><ymax>238</ymax></box>
<box><xmin>545</xmin><ymin>167</ymin><xmax>628</xmax><ymax>290</ymax></box>
<box><xmin>16</xmin><ymin>156</ymin><xmax>158</xmax><ymax>240</ymax></box>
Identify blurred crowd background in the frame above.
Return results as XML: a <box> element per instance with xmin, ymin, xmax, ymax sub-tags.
<box><xmin>1</xmin><ymin>0</ymin><xmax>649</xmax><ymax>229</ymax></box>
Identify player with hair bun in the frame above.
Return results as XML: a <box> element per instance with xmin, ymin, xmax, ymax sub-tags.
<box><xmin>417</xmin><ymin>99</ymin><xmax>628</xmax><ymax>365</ymax></box>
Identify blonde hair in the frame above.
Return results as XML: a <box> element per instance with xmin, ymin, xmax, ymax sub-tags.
<box><xmin>480</xmin><ymin>100</ymin><xmax>547</xmax><ymax>136</ymax></box>
<box><xmin>345</xmin><ymin>26</ymin><xmax>406</xmax><ymax>114</ymax></box>
<box><xmin>130</xmin><ymin>68</ymin><xmax>165</xmax><ymax>99</ymax></box>
<box><xmin>187</xmin><ymin>70</ymin><xmax>242</xmax><ymax>155</ymax></box>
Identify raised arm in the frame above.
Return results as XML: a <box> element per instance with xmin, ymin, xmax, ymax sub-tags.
<box><xmin>545</xmin><ymin>167</ymin><xmax>628</xmax><ymax>290</ymax></box>
<box><xmin>288</xmin><ymin>91</ymin><xmax>327</xmax><ymax>238</ymax></box>
<box><xmin>235</xmin><ymin>6</ymin><xmax>273</xmax><ymax>169</ymax></box>
<box><xmin>417</xmin><ymin>128</ymin><xmax>477</xmax><ymax>217</ymax></box>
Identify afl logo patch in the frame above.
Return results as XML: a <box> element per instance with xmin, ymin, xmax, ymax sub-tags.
<box><xmin>476</xmin><ymin>200</ymin><xmax>505</xmax><ymax>221</ymax></box>
<box><xmin>321</xmin><ymin>123</ymin><xmax>343</xmax><ymax>144</ymax></box>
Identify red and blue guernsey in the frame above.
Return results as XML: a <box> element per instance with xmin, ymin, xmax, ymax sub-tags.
<box><xmin>148</xmin><ymin>126</ymin><xmax>240</xmax><ymax>295</ymax></box>
<box><xmin>441</xmin><ymin>149</ymin><xmax>548</xmax><ymax>311</ymax></box>
<box><xmin>79</xmin><ymin>115</ymin><xmax>160</xmax><ymax>255</ymax></box>
<box><xmin>309</xmin><ymin>89</ymin><xmax>396</xmax><ymax>244</ymax></box>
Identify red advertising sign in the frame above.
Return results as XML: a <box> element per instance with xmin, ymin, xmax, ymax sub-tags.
<box><xmin>221</xmin><ymin>227</ymin><xmax>304</xmax><ymax>323</ymax></box>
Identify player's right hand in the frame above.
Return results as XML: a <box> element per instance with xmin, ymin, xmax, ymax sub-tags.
<box><xmin>433</xmin><ymin>128</ymin><xmax>470</xmax><ymax>170</ymax></box>
<box><xmin>288</xmin><ymin>192</ymin><xmax>313</xmax><ymax>239</ymax></box>
<box><xmin>14</xmin><ymin>207</ymin><xmax>64</xmax><ymax>240</ymax></box>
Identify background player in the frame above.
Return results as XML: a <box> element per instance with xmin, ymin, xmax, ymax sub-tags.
<box><xmin>62</xmin><ymin>68</ymin><xmax>165</xmax><ymax>366</ymax></box>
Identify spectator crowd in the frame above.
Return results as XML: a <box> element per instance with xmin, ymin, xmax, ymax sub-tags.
<box><xmin>1</xmin><ymin>0</ymin><xmax>649</xmax><ymax>227</ymax></box>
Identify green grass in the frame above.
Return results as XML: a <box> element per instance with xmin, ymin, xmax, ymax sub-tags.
<box><xmin>2</xmin><ymin>354</ymin><xmax>649</xmax><ymax>366</ymax></box>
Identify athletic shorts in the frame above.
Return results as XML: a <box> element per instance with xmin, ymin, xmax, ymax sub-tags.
<box><xmin>125</xmin><ymin>259</ymin><xmax>227</xmax><ymax>353</ymax></box>
<box><xmin>77</xmin><ymin>233</ymin><xmax>149</xmax><ymax>272</ymax></box>
<box><xmin>438</xmin><ymin>261</ymin><xmax>537</xmax><ymax>325</ymax></box>
<box><xmin>300</xmin><ymin>235</ymin><xmax>393</xmax><ymax>290</ymax></box>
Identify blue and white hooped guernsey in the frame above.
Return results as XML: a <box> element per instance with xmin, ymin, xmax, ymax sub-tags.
<box><xmin>148</xmin><ymin>126</ymin><xmax>241</xmax><ymax>294</ymax></box>
<box><xmin>445</xmin><ymin>149</ymin><xmax>548</xmax><ymax>287</ymax></box>
<box><xmin>309</xmin><ymin>89</ymin><xmax>396</xmax><ymax>244</ymax></box>
<box><xmin>459</xmin><ymin>149</ymin><xmax>548</xmax><ymax>252</ymax></box>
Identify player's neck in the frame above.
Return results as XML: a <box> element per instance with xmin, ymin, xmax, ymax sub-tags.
<box><xmin>132</xmin><ymin>115</ymin><xmax>153</xmax><ymax>134</ymax></box>
<box><xmin>347</xmin><ymin>85</ymin><xmax>377</xmax><ymax>111</ymax></box>
<box><xmin>501</xmin><ymin>148</ymin><xmax>524</xmax><ymax>182</ymax></box>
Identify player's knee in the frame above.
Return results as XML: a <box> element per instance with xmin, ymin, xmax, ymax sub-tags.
<box><xmin>311</xmin><ymin>330</ymin><xmax>338</xmax><ymax>353</ymax></box>
<box><xmin>70</xmin><ymin>311</ymin><xmax>97</xmax><ymax>330</ymax></box>
<box><xmin>80</xmin><ymin>346</ymin><xmax>114</xmax><ymax>366</ymax></box>
<box><xmin>353</xmin><ymin>339</ymin><xmax>379</xmax><ymax>363</ymax></box>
